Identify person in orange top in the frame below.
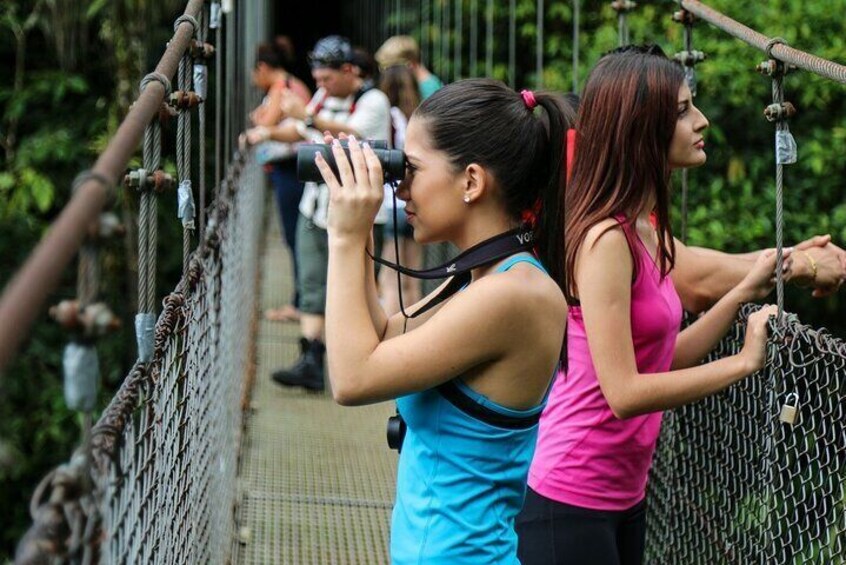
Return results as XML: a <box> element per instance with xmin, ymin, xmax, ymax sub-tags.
<box><xmin>249</xmin><ymin>38</ymin><xmax>311</xmax><ymax>322</ymax></box>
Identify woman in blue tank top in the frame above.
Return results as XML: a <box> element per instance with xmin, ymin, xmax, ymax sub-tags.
<box><xmin>310</xmin><ymin>79</ymin><xmax>575</xmax><ymax>563</ymax></box>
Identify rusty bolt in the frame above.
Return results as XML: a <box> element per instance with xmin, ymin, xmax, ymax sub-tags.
<box><xmin>151</xmin><ymin>170</ymin><xmax>176</xmax><ymax>193</ymax></box>
<box><xmin>756</xmin><ymin>59</ymin><xmax>797</xmax><ymax>76</ymax></box>
<box><xmin>124</xmin><ymin>168</ymin><xmax>147</xmax><ymax>191</ymax></box>
<box><xmin>611</xmin><ymin>0</ymin><xmax>637</xmax><ymax>12</ymax></box>
<box><xmin>190</xmin><ymin>40</ymin><xmax>216</xmax><ymax>60</ymax></box>
<box><xmin>124</xmin><ymin>169</ymin><xmax>175</xmax><ymax>193</ymax></box>
<box><xmin>674</xmin><ymin>50</ymin><xmax>706</xmax><ymax>67</ymax></box>
<box><xmin>50</xmin><ymin>300</ymin><xmax>120</xmax><ymax>337</ymax></box>
<box><xmin>79</xmin><ymin>303</ymin><xmax>122</xmax><ymax>338</ymax></box>
<box><xmin>764</xmin><ymin>101</ymin><xmax>797</xmax><ymax>122</ymax></box>
<box><xmin>672</xmin><ymin>9</ymin><xmax>696</xmax><ymax>25</ymax></box>
<box><xmin>86</xmin><ymin>212</ymin><xmax>125</xmax><ymax>240</ymax></box>
<box><xmin>159</xmin><ymin>102</ymin><xmax>179</xmax><ymax>124</ymax></box>
<box><xmin>168</xmin><ymin>90</ymin><xmax>203</xmax><ymax>109</ymax></box>
<box><xmin>50</xmin><ymin>300</ymin><xmax>81</xmax><ymax>329</ymax></box>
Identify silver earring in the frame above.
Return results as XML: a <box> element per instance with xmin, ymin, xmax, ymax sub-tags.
<box><xmin>463</xmin><ymin>195</ymin><xmax>471</xmax><ymax>204</ymax></box>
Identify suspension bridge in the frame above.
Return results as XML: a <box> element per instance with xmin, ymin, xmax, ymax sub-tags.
<box><xmin>2</xmin><ymin>1</ymin><xmax>844</xmax><ymax>563</ymax></box>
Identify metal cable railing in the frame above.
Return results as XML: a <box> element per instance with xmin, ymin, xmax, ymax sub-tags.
<box><xmin>644</xmin><ymin>2</ymin><xmax>846</xmax><ymax>563</ymax></box>
<box><xmin>11</xmin><ymin>1</ymin><xmax>269</xmax><ymax>561</ymax></box>
<box><xmin>0</xmin><ymin>0</ymin><xmax>206</xmax><ymax>373</ymax></box>
<box><xmin>89</xmin><ymin>154</ymin><xmax>263</xmax><ymax>564</ymax></box>
<box><xmin>679</xmin><ymin>0</ymin><xmax>846</xmax><ymax>85</ymax></box>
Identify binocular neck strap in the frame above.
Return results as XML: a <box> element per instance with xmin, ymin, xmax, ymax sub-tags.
<box><xmin>368</xmin><ymin>227</ymin><xmax>536</xmax><ymax>320</ymax></box>
<box><xmin>368</xmin><ymin>227</ymin><xmax>535</xmax><ymax>280</ymax></box>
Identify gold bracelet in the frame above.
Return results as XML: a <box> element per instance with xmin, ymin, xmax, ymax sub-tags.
<box><xmin>799</xmin><ymin>250</ymin><xmax>818</xmax><ymax>283</ymax></box>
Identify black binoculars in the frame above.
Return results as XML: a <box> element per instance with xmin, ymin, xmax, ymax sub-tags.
<box><xmin>296</xmin><ymin>139</ymin><xmax>406</xmax><ymax>183</ymax></box>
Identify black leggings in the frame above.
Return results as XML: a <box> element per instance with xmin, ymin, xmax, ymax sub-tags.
<box><xmin>516</xmin><ymin>487</ymin><xmax>646</xmax><ymax>565</ymax></box>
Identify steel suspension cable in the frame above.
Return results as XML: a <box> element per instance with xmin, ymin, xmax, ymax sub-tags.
<box><xmin>612</xmin><ymin>0</ymin><xmax>635</xmax><ymax>47</ymax></box>
<box><xmin>443</xmin><ymin>0</ymin><xmax>451</xmax><ymax>82</ymax></box>
<box><xmin>469</xmin><ymin>0</ymin><xmax>478</xmax><ymax>77</ymax></box>
<box><xmin>485</xmin><ymin>0</ymin><xmax>493</xmax><ymax>77</ymax></box>
<box><xmin>212</xmin><ymin>1</ymin><xmax>221</xmax><ymax>195</ymax></box>
<box><xmin>454</xmin><ymin>0</ymin><xmax>463</xmax><ymax>80</ymax></box>
<box><xmin>432</xmin><ymin>0</ymin><xmax>447</xmax><ymax>80</ymax></box>
<box><xmin>197</xmin><ymin>6</ymin><xmax>209</xmax><ymax>237</ymax></box>
<box><xmin>421</xmin><ymin>1</ymin><xmax>430</xmax><ymax>68</ymax></box>
<box><xmin>673</xmin><ymin>6</ymin><xmax>704</xmax><ymax>242</ymax></box>
<box><xmin>572</xmin><ymin>0</ymin><xmax>580</xmax><ymax>92</ymax></box>
<box><xmin>766</xmin><ymin>53</ymin><xmax>794</xmax><ymax>321</ymax></box>
<box><xmin>177</xmin><ymin>52</ymin><xmax>197</xmax><ymax>271</ymax></box>
<box><xmin>536</xmin><ymin>0</ymin><xmax>544</xmax><ymax>87</ymax></box>
<box><xmin>508</xmin><ymin>0</ymin><xmax>515</xmax><ymax>87</ymax></box>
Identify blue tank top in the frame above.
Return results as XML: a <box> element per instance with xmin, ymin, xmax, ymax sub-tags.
<box><xmin>391</xmin><ymin>254</ymin><xmax>553</xmax><ymax>564</ymax></box>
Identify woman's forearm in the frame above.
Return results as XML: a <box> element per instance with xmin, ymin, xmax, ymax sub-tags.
<box><xmin>672</xmin><ymin>287</ymin><xmax>746</xmax><ymax>369</ymax></box>
<box><xmin>326</xmin><ymin>239</ymin><xmax>382</xmax><ymax>392</ymax></box>
<box><xmin>364</xmin><ymin>235</ymin><xmax>389</xmax><ymax>339</ymax></box>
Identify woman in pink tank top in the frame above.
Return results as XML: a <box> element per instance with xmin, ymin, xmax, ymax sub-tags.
<box><xmin>517</xmin><ymin>45</ymin><xmax>787</xmax><ymax>565</ymax></box>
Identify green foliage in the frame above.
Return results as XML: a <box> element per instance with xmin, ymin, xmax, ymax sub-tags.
<box><xmin>0</xmin><ymin>0</ymin><xmax>186</xmax><ymax>559</ymax></box>
<box><xmin>420</xmin><ymin>0</ymin><xmax>846</xmax><ymax>333</ymax></box>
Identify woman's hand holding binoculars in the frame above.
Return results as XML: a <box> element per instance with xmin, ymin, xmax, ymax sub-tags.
<box><xmin>315</xmin><ymin>133</ymin><xmax>385</xmax><ymax>246</ymax></box>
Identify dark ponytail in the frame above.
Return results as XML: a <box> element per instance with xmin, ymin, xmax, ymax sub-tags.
<box><xmin>414</xmin><ymin>79</ymin><xmax>576</xmax><ymax>292</ymax></box>
<box><xmin>532</xmin><ymin>92</ymin><xmax>574</xmax><ymax>293</ymax></box>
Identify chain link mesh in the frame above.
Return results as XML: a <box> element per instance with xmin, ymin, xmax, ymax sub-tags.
<box><xmin>646</xmin><ymin>303</ymin><xmax>846</xmax><ymax>564</ymax></box>
<box><xmin>87</xmin><ymin>155</ymin><xmax>263</xmax><ymax>564</ymax></box>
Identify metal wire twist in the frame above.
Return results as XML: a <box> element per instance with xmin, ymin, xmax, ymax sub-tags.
<box><xmin>772</xmin><ymin>70</ymin><xmax>786</xmax><ymax>320</ymax></box>
<box><xmin>572</xmin><ymin>0</ymin><xmax>580</xmax><ymax>92</ymax></box>
<box><xmin>508</xmin><ymin>0</ymin><xmax>515</xmax><ymax>87</ymax></box>
<box><xmin>139</xmin><ymin>119</ymin><xmax>162</xmax><ymax>315</ymax></box>
<box><xmin>198</xmin><ymin>6</ymin><xmax>208</xmax><ymax>238</ymax></box>
<box><xmin>679</xmin><ymin>10</ymin><xmax>697</xmax><ymax>242</ymax></box>
<box><xmin>485</xmin><ymin>0</ymin><xmax>493</xmax><ymax>77</ymax></box>
<box><xmin>536</xmin><ymin>0</ymin><xmax>544</xmax><ymax>87</ymax></box>
<box><xmin>177</xmin><ymin>52</ymin><xmax>194</xmax><ymax>270</ymax></box>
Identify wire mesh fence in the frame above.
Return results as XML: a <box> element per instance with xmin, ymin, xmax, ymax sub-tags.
<box><xmin>14</xmin><ymin>155</ymin><xmax>263</xmax><ymax>564</ymax></box>
<box><xmin>646</xmin><ymin>303</ymin><xmax>846</xmax><ymax>564</ymax></box>
<box><xmin>93</xmin><ymin>155</ymin><xmax>263</xmax><ymax>564</ymax></box>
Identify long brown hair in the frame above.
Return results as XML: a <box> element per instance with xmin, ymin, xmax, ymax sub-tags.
<box><xmin>564</xmin><ymin>45</ymin><xmax>683</xmax><ymax>303</ymax></box>
<box><xmin>379</xmin><ymin>65</ymin><xmax>420</xmax><ymax>120</ymax></box>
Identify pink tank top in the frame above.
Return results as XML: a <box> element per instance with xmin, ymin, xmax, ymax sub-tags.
<box><xmin>528</xmin><ymin>217</ymin><xmax>683</xmax><ymax>511</ymax></box>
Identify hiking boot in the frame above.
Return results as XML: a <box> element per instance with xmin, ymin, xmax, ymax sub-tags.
<box><xmin>271</xmin><ymin>337</ymin><xmax>325</xmax><ymax>392</ymax></box>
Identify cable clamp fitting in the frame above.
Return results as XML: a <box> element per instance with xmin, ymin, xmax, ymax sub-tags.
<box><xmin>672</xmin><ymin>9</ymin><xmax>696</xmax><ymax>25</ymax></box>
<box><xmin>178</xmin><ymin>179</ymin><xmax>196</xmax><ymax>229</ymax></box>
<box><xmin>610</xmin><ymin>0</ymin><xmax>637</xmax><ymax>13</ymax></box>
<box><xmin>169</xmin><ymin>90</ymin><xmax>203</xmax><ymax>109</ymax></box>
<box><xmin>124</xmin><ymin>169</ymin><xmax>175</xmax><ymax>193</ymax></box>
<box><xmin>673</xmin><ymin>50</ymin><xmax>706</xmax><ymax>67</ymax></box>
<box><xmin>135</xmin><ymin>312</ymin><xmax>156</xmax><ymax>363</ymax></box>
<box><xmin>764</xmin><ymin>101</ymin><xmax>796</xmax><ymax>123</ymax></box>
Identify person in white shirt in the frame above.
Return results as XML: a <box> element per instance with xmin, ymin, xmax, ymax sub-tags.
<box><xmin>377</xmin><ymin>65</ymin><xmax>423</xmax><ymax>314</ymax></box>
<box><xmin>251</xmin><ymin>35</ymin><xmax>391</xmax><ymax>392</ymax></box>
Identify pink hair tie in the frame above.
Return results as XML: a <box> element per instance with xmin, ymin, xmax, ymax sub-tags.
<box><xmin>520</xmin><ymin>89</ymin><xmax>538</xmax><ymax>110</ymax></box>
